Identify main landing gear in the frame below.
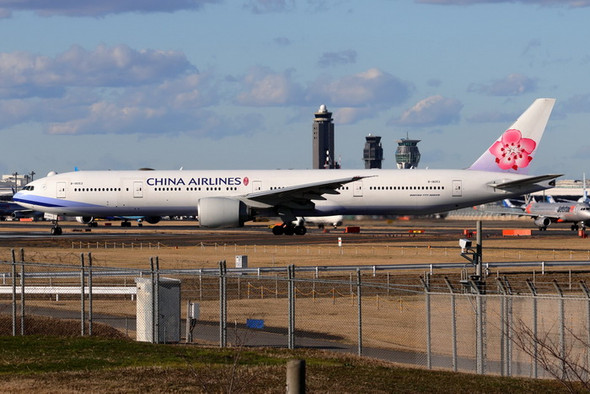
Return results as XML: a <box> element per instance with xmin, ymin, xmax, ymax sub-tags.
<box><xmin>271</xmin><ymin>223</ymin><xmax>307</xmax><ymax>236</ymax></box>
<box><xmin>51</xmin><ymin>219</ymin><xmax>62</xmax><ymax>235</ymax></box>
<box><xmin>571</xmin><ymin>223</ymin><xmax>586</xmax><ymax>232</ymax></box>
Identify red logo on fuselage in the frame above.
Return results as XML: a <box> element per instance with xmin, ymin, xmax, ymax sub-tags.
<box><xmin>243</xmin><ymin>177</ymin><xmax>249</xmax><ymax>186</ymax></box>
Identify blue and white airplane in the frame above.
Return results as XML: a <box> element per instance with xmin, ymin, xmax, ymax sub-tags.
<box><xmin>14</xmin><ymin>98</ymin><xmax>560</xmax><ymax>235</ymax></box>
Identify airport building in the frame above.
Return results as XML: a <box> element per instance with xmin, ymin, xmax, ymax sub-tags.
<box><xmin>0</xmin><ymin>172</ymin><xmax>34</xmax><ymax>193</ymax></box>
<box><xmin>312</xmin><ymin>104</ymin><xmax>338</xmax><ymax>169</ymax></box>
<box><xmin>531</xmin><ymin>178</ymin><xmax>589</xmax><ymax>201</ymax></box>
<box><xmin>362</xmin><ymin>134</ymin><xmax>383</xmax><ymax>169</ymax></box>
<box><xmin>395</xmin><ymin>137</ymin><xmax>421</xmax><ymax>169</ymax></box>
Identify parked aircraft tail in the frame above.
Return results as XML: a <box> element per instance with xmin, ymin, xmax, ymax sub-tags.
<box><xmin>578</xmin><ymin>173</ymin><xmax>589</xmax><ymax>203</ymax></box>
<box><xmin>469</xmin><ymin>98</ymin><xmax>556</xmax><ymax>174</ymax></box>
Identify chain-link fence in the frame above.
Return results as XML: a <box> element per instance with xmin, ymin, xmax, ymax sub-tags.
<box><xmin>2</xmin><ymin>253</ymin><xmax>590</xmax><ymax>382</ymax></box>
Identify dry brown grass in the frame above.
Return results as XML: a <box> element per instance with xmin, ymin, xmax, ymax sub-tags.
<box><xmin>2</xmin><ymin>219</ymin><xmax>590</xmax><ymax>270</ymax></box>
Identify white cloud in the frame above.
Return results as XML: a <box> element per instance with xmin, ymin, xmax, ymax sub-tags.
<box><xmin>0</xmin><ymin>45</ymin><xmax>239</xmax><ymax>137</ymax></box>
<box><xmin>318</xmin><ymin>50</ymin><xmax>357</xmax><ymax>68</ymax></box>
<box><xmin>234</xmin><ymin>66</ymin><xmax>304</xmax><ymax>106</ymax></box>
<box><xmin>391</xmin><ymin>95</ymin><xmax>463</xmax><ymax>127</ymax></box>
<box><xmin>416</xmin><ymin>0</ymin><xmax>590</xmax><ymax>7</ymax></box>
<box><xmin>0</xmin><ymin>0</ymin><xmax>220</xmax><ymax>18</ymax></box>
<box><xmin>243</xmin><ymin>0</ymin><xmax>295</xmax><ymax>13</ymax></box>
<box><xmin>468</xmin><ymin>73</ymin><xmax>537</xmax><ymax>96</ymax></box>
<box><xmin>308</xmin><ymin>68</ymin><xmax>413</xmax><ymax>108</ymax></box>
<box><xmin>0</xmin><ymin>45</ymin><xmax>194</xmax><ymax>99</ymax></box>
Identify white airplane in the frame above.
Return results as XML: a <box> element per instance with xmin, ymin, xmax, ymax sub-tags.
<box><xmin>295</xmin><ymin>215</ymin><xmax>344</xmax><ymax>230</ymax></box>
<box><xmin>503</xmin><ymin>196</ymin><xmax>590</xmax><ymax>231</ymax></box>
<box><xmin>14</xmin><ymin>98</ymin><xmax>560</xmax><ymax>236</ymax></box>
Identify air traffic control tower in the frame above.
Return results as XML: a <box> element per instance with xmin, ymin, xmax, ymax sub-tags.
<box><xmin>395</xmin><ymin>137</ymin><xmax>421</xmax><ymax>169</ymax></box>
<box><xmin>363</xmin><ymin>134</ymin><xmax>383</xmax><ymax>169</ymax></box>
<box><xmin>312</xmin><ymin>104</ymin><xmax>336</xmax><ymax>169</ymax></box>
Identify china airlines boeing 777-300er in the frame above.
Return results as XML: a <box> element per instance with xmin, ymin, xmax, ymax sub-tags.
<box><xmin>14</xmin><ymin>98</ymin><xmax>561</xmax><ymax>236</ymax></box>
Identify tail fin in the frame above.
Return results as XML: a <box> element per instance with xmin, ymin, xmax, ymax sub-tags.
<box><xmin>502</xmin><ymin>199</ymin><xmax>516</xmax><ymax>208</ymax></box>
<box><xmin>578</xmin><ymin>173</ymin><xmax>589</xmax><ymax>203</ymax></box>
<box><xmin>469</xmin><ymin>98</ymin><xmax>556</xmax><ymax>174</ymax></box>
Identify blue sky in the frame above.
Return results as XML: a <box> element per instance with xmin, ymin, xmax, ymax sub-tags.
<box><xmin>0</xmin><ymin>0</ymin><xmax>589</xmax><ymax>180</ymax></box>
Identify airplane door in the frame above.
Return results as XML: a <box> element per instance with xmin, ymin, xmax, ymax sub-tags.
<box><xmin>353</xmin><ymin>181</ymin><xmax>363</xmax><ymax>197</ymax></box>
<box><xmin>252</xmin><ymin>181</ymin><xmax>262</xmax><ymax>192</ymax></box>
<box><xmin>133</xmin><ymin>181</ymin><xmax>143</xmax><ymax>198</ymax></box>
<box><xmin>56</xmin><ymin>182</ymin><xmax>66</xmax><ymax>199</ymax></box>
<box><xmin>452</xmin><ymin>180</ymin><xmax>462</xmax><ymax>197</ymax></box>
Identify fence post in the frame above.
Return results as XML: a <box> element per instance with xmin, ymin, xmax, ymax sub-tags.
<box><xmin>155</xmin><ymin>256</ymin><xmax>160</xmax><ymax>344</ymax></box>
<box><xmin>219</xmin><ymin>260</ymin><xmax>227</xmax><ymax>348</ymax></box>
<box><xmin>357</xmin><ymin>268</ymin><xmax>362</xmax><ymax>357</ymax></box>
<box><xmin>88</xmin><ymin>252</ymin><xmax>93</xmax><ymax>336</ymax></box>
<box><xmin>444</xmin><ymin>277</ymin><xmax>457</xmax><ymax>372</ymax></box>
<box><xmin>579</xmin><ymin>281</ymin><xmax>590</xmax><ymax>377</ymax></box>
<box><xmin>80</xmin><ymin>253</ymin><xmax>85</xmax><ymax>336</ymax></box>
<box><xmin>288</xmin><ymin>265</ymin><xmax>295</xmax><ymax>350</ymax></box>
<box><xmin>553</xmin><ymin>280</ymin><xmax>566</xmax><ymax>380</ymax></box>
<box><xmin>526</xmin><ymin>279</ymin><xmax>538</xmax><ymax>378</ymax></box>
<box><xmin>20</xmin><ymin>248</ymin><xmax>25</xmax><ymax>336</ymax></box>
<box><xmin>11</xmin><ymin>249</ymin><xmax>16</xmax><ymax>336</ymax></box>
<box><xmin>498</xmin><ymin>278</ymin><xmax>513</xmax><ymax>376</ymax></box>
<box><xmin>420</xmin><ymin>276</ymin><xmax>431</xmax><ymax>369</ymax></box>
<box><xmin>469</xmin><ymin>277</ymin><xmax>485</xmax><ymax>375</ymax></box>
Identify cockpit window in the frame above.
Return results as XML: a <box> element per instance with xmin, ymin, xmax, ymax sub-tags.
<box><xmin>22</xmin><ymin>186</ymin><xmax>34</xmax><ymax>191</ymax></box>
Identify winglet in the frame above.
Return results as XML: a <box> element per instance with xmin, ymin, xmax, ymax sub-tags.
<box><xmin>469</xmin><ymin>98</ymin><xmax>556</xmax><ymax>174</ymax></box>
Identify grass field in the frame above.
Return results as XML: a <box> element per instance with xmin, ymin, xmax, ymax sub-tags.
<box><xmin>0</xmin><ymin>319</ymin><xmax>574</xmax><ymax>393</ymax></box>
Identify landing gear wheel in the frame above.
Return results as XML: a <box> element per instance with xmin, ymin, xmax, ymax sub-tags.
<box><xmin>272</xmin><ymin>225</ymin><xmax>284</xmax><ymax>235</ymax></box>
<box><xmin>283</xmin><ymin>225</ymin><xmax>295</xmax><ymax>236</ymax></box>
<box><xmin>121</xmin><ymin>221</ymin><xmax>132</xmax><ymax>227</ymax></box>
<box><xmin>294</xmin><ymin>225</ymin><xmax>307</xmax><ymax>235</ymax></box>
<box><xmin>51</xmin><ymin>226</ymin><xmax>62</xmax><ymax>235</ymax></box>
<box><xmin>571</xmin><ymin>224</ymin><xmax>579</xmax><ymax>231</ymax></box>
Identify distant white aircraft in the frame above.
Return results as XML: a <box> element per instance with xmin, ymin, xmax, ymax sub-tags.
<box><xmin>14</xmin><ymin>98</ymin><xmax>560</xmax><ymax>235</ymax></box>
<box><xmin>295</xmin><ymin>215</ymin><xmax>344</xmax><ymax>230</ymax></box>
<box><xmin>504</xmin><ymin>197</ymin><xmax>590</xmax><ymax>231</ymax></box>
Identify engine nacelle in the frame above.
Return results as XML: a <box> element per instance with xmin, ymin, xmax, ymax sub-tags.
<box><xmin>144</xmin><ymin>216</ymin><xmax>161</xmax><ymax>224</ymax></box>
<box><xmin>534</xmin><ymin>216</ymin><xmax>551</xmax><ymax>228</ymax></box>
<box><xmin>198</xmin><ymin>197</ymin><xmax>250</xmax><ymax>228</ymax></box>
<box><xmin>76</xmin><ymin>216</ymin><xmax>94</xmax><ymax>224</ymax></box>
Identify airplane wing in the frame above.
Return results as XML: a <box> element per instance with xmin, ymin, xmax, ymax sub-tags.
<box><xmin>487</xmin><ymin>174</ymin><xmax>562</xmax><ymax>191</ymax></box>
<box><xmin>240</xmin><ymin>175</ymin><xmax>367</xmax><ymax>210</ymax></box>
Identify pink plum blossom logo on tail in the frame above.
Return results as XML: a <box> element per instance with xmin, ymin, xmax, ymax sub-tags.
<box><xmin>489</xmin><ymin>129</ymin><xmax>536</xmax><ymax>171</ymax></box>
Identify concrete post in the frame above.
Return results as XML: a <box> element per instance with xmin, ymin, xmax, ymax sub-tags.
<box><xmin>286</xmin><ymin>359</ymin><xmax>305</xmax><ymax>394</ymax></box>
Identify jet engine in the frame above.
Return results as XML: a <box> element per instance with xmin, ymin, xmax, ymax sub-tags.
<box><xmin>198</xmin><ymin>197</ymin><xmax>250</xmax><ymax>228</ymax></box>
<box><xmin>76</xmin><ymin>216</ymin><xmax>94</xmax><ymax>224</ymax></box>
<box><xmin>534</xmin><ymin>217</ymin><xmax>551</xmax><ymax>229</ymax></box>
<box><xmin>144</xmin><ymin>216</ymin><xmax>161</xmax><ymax>224</ymax></box>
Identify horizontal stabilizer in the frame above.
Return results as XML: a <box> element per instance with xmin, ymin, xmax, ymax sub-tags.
<box><xmin>488</xmin><ymin>174</ymin><xmax>562</xmax><ymax>190</ymax></box>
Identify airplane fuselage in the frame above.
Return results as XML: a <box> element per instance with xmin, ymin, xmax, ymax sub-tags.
<box><xmin>15</xmin><ymin>169</ymin><xmax>554</xmax><ymax>219</ymax></box>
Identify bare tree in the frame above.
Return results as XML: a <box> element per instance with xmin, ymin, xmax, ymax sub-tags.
<box><xmin>512</xmin><ymin>317</ymin><xmax>590</xmax><ymax>393</ymax></box>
